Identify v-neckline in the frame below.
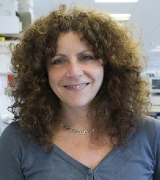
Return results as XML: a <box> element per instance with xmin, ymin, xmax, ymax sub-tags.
<box><xmin>53</xmin><ymin>143</ymin><xmax>122</xmax><ymax>172</ymax></box>
<box><xmin>52</xmin><ymin>129</ymin><xmax>135</xmax><ymax>172</ymax></box>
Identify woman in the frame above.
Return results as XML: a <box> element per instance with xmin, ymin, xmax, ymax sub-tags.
<box><xmin>0</xmin><ymin>5</ymin><xmax>159</xmax><ymax>180</ymax></box>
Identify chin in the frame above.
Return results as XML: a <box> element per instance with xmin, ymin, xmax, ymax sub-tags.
<box><xmin>63</xmin><ymin>99</ymin><xmax>92</xmax><ymax>109</ymax></box>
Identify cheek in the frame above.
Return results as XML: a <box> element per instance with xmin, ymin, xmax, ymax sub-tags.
<box><xmin>48</xmin><ymin>67</ymin><xmax>64</xmax><ymax>81</ymax></box>
<box><xmin>48</xmin><ymin>70</ymin><xmax>59</xmax><ymax>87</ymax></box>
<box><xmin>91</xmin><ymin>61</ymin><xmax>104</xmax><ymax>80</ymax></box>
<box><xmin>96</xmin><ymin>68</ymin><xmax>104</xmax><ymax>89</ymax></box>
<box><xmin>96</xmin><ymin>67</ymin><xmax>104</xmax><ymax>81</ymax></box>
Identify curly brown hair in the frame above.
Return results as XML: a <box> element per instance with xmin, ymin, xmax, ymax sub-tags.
<box><xmin>10</xmin><ymin>5</ymin><xmax>149</xmax><ymax>151</ymax></box>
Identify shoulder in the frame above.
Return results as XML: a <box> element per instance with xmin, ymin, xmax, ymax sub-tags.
<box><xmin>128</xmin><ymin>116</ymin><xmax>160</xmax><ymax>150</ymax></box>
<box><xmin>1</xmin><ymin>121</ymin><xmax>21</xmax><ymax>135</ymax></box>
<box><xmin>127</xmin><ymin>116</ymin><xmax>160</xmax><ymax>159</ymax></box>
<box><xmin>142</xmin><ymin>116</ymin><xmax>160</xmax><ymax>178</ymax></box>
<box><xmin>144</xmin><ymin>116</ymin><xmax>160</xmax><ymax>150</ymax></box>
<box><xmin>141</xmin><ymin>116</ymin><xmax>160</xmax><ymax>135</ymax></box>
<box><xmin>134</xmin><ymin>116</ymin><xmax>160</xmax><ymax>139</ymax></box>
<box><xmin>131</xmin><ymin>116</ymin><xmax>160</xmax><ymax>152</ymax></box>
<box><xmin>0</xmin><ymin>121</ymin><xmax>31</xmax><ymax>152</ymax></box>
<box><xmin>0</xmin><ymin>121</ymin><xmax>24</xmax><ymax>141</ymax></box>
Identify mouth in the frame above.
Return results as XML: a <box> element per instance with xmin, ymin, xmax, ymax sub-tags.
<box><xmin>63</xmin><ymin>83</ymin><xmax>90</xmax><ymax>90</ymax></box>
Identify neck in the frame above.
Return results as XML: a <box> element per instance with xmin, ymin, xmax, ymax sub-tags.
<box><xmin>60</xmin><ymin>104</ymin><xmax>92</xmax><ymax>130</ymax></box>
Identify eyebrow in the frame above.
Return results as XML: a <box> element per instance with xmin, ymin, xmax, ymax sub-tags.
<box><xmin>54</xmin><ymin>50</ymin><xmax>93</xmax><ymax>57</ymax></box>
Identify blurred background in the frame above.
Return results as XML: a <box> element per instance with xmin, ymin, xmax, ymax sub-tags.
<box><xmin>0</xmin><ymin>0</ymin><xmax>160</xmax><ymax>134</ymax></box>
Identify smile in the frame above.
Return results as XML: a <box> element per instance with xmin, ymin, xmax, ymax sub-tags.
<box><xmin>64</xmin><ymin>83</ymin><xmax>90</xmax><ymax>90</ymax></box>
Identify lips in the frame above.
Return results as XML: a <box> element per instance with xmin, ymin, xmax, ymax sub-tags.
<box><xmin>63</xmin><ymin>83</ymin><xmax>90</xmax><ymax>90</ymax></box>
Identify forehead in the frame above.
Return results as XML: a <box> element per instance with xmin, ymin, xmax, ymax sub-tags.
<box><xmin>57</xmin><ymin>31</ymin><xmax>82</xmax><ymax>44</ymax></box>
<box><xmin>56</xmin><ymin>31</ymin><xmax>93</xmax><ymax>52</ymax></box>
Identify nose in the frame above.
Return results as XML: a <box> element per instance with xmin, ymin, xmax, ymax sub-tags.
<box><xmin>66</xmin><ymin>61</ymin><xmax>83</xmax><ymax>79</ymax></box>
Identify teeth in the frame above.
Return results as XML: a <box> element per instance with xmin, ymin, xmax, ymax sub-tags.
<box><xmin>67</xmin><ymin>83</ymin><xmax>87</xmax><ymax>89</ymax></box>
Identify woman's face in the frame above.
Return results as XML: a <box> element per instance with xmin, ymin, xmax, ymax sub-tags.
<box><xmin>47</xmin><ymin>31</ymin><xmax>104</xmax><ymax>110</ymax></box>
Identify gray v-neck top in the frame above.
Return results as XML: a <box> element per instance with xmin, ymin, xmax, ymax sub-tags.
<box><xmin>0</xmin><ymin>116</ymin><xmax>160</xmax><ymax>180</ymax></box>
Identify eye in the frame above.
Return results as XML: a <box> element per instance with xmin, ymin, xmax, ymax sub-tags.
<box><xmin>80</xmin><ymin>54</ymin><xmax>94</xmax><ymax>61</ymax></box>
<box><xmin>51</xmin><ymin>58</ymin><xmax>65</xmax><ymax>65</ymax></box>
